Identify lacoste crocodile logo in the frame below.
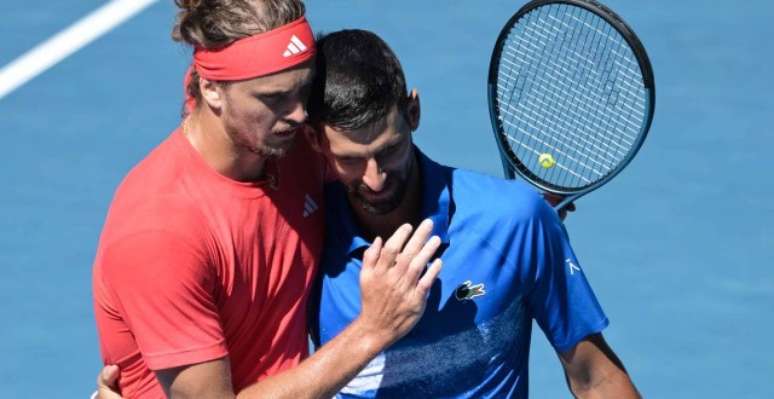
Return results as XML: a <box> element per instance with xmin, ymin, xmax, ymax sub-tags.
<box><xmin>455</xmin><ymin>280</ymin><xmax>486</xmax><ymax>301</ymax></box>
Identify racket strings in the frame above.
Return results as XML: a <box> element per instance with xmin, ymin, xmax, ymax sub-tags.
<box><xmin>551</xmin><ymin>9</ymin><xmax>639</xmax><ymax>186</ymax></box>
<box><xmin>529</xmin><ymin>6</ymin><xmax>627</xmax><ymax>184</ymax></box>
<box><xmin>495</xmin><ymin>3</ymin><xmax>647</xmax><ymax>190</ymax></box>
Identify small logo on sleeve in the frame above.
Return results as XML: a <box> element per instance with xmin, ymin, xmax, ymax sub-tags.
<box><xmin>455</xmin><ymin>280</ymin><xmax>486</xmax><ymax>301</ymax></box>
<box><xmin>566</xmin><ymin>258</ymin><xmax>581</xmax><ymax>275</ymax></box>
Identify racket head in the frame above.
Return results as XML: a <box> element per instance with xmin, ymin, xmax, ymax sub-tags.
<box><xmin>488</xmin><ymin>0</ymin><xmax>655</xmax><ymax>196</ymax></box>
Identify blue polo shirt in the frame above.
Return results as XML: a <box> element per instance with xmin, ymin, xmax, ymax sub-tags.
<box><xmin>312</xmin><ymin>149</ymin><xmax>609</xmax><ymax>398</ymax></box>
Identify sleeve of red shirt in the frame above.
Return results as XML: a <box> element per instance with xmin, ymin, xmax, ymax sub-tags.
<box><xmin>98</xmin><ymin>209</ymin><xmax>228</xmax><ymax>371</ymax></box>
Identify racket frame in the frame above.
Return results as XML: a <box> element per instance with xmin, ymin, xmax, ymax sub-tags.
<box><xmin>487</xmin><ymin>0</ymin><xmax>656</xmax><ymax>210</ymax></box>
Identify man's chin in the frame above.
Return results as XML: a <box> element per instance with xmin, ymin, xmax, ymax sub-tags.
<box><xmin>355</xmin><ymin>197</ymin><xmax>400</xmax><ymax>215</ymax></box>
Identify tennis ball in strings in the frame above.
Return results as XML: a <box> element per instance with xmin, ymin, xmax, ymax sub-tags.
<box><xmin>539</xmin><ymin>153</ymin><xmax>556</xmax><ymax>169</ymax></box>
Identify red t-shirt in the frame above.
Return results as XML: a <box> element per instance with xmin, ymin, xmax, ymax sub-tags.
<box><xmin>93</xmin><ymin>129</ymin><xmax>325</xmax><ymax>398</ymax></box>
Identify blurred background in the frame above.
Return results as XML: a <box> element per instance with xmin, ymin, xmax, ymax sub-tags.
<box><xmin>1</xmin><ymin>0</ymin><xmax>772</xmax><ymax>397</ymax></box>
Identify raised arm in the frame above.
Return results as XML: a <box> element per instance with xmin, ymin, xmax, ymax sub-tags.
<box><xmin>97</xmin><ymin>220</ymin><xmax>442</xmax><ymax>399</ymax></box>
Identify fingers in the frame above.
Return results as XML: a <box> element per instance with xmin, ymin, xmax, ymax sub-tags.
<box><xmin>558</xmin><ymin>202</ymin><xmax>576</xmax><ymax>221</ymax></box>
<box><xmin>362</xmin><ymin>220</ymin><xmax>440</xmax><ymax>291</ymax></box>
<box><xmin>376</xmin><ymin>223</ymin><xmax>413</xmax><ymax>271</ymax></box>
<box><xmin>97</xmin><ymin>365</ymin><xmax>119</xmax><ymax>388</ymax></box>
<box><xmin>417</xmin><ymin>258</ymin><xmax>443</xmax><ymax>295</ymax></box>
<box><xmin>355</xmin><ymin>220</ymin><xmax>444</xmax><ymax>345</ymax></box>
<box><xmin>403</xmin><ymin>235</ymin><xmax>441</xmax><ymax>286</ymax></box>
<box><xmin>361</xmin><ymin>236</ymin><xmax>382</xmax><ymax>270</ymax></box>
<box><xmin>96</xmin><ymin>365</ymin><xmax>122</xmax><ymax>399</ymax></box>
<box><xmin>541</xmin><ymin>192</ymin><xmax>575</xmax><ymax>221</ymax></box>
<box><xmin>400</xmin><ymin>219</ymin><xmax>434</xmax><ymax>263</ymax></box>
<box><xmin>387</xmin><ymin>220</ymin><xmax>434</xmax><ymax>276</ymax></box>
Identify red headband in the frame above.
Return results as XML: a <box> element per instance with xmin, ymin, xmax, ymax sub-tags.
<box><xmin>184</xmin><ymin>16</ymin><xmax>315</xmax><ymax>111</ymax></box>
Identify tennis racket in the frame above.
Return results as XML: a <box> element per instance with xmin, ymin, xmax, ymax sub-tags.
<box><xmin>488</xmin><ymin>0</ymin><xmax>655</xmax><ymax>212</ymax></box>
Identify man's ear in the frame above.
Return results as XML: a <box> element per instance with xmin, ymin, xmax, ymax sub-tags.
<box><xmin>199</xmin><ymin>77</ymin><xmax>224</xmax><ymax>110</ymax></box>
<box><xmin>406</xmin><ymin>89</ymin><xmax>421</xmax><ymax>132</ymax></box>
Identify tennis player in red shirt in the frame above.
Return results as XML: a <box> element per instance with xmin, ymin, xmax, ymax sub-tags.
<box><xmin>92</xmin><ymin>1</ymin><xmax>442</xmax><ymax>397</ymax></box>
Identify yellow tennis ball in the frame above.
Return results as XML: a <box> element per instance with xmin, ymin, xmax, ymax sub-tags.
<box><xmin>539</xmin><ymin>153</ymin><xmax>556</xmax><ymax>169</ymax></box>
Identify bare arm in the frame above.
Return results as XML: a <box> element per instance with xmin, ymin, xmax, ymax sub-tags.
<box><xmin>98</xmin><ymin>220</ymin><xmax>443</xmax><ymax>399</ymax></box>
<box><xmin>154</xmin><ymin>310</ymin><xmax>396</xmax><ymax>399</ymax></box>
<box><xmin>558</xmin><ymin>333</ymin><xmax>641</xmax><ymax>399</ymax></box>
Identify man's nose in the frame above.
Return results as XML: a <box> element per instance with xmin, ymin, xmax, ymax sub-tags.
<box><xmin>361</xmin><ymin>158</ymin><xmax>386</xmax><ymax>192</ymax></box>
<box><xmin>285</xmin><ymin>100</ymin><xmax>307</xmax><ymax>125</ymax></box>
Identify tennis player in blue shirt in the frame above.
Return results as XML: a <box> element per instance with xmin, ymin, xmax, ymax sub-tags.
<box><xmin>306</xmin><ymin>29</ymin><xmax>640</xmax><ymax>398</ymax></box>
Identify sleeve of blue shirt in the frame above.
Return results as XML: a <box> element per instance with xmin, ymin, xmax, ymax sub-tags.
<box><xmin>525</xmin><ymin>198</ymin><xmax>610</xmax><ymax>354</ymax></box>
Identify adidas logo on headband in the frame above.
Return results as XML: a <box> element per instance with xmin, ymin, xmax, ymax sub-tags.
<box><xmin>283</xmin><ymin>35</ymin><xmax>309</xmax><ymax>57</ymax></box>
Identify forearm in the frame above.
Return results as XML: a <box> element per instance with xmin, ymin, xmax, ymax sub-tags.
<box><xmin>237</xmin><ymin>223</ymin><xmax>441</xmax><ymax>399</ymax></box>
<box><xmin>98</xmin><ymin>224</ymin><xmax>441</xmax><ymax>399</ymax></box>
<box><xmin>236</xmin><ymin>317</ymin><xmax>389</xmax><ymax>399</ymax></box>
<box><xmin>561</xmin><ymin>334</ymin><xmax>641</xmax><ymax>399</ymax></box>
<box><xmin>569</xmin><ymin>367</ymin><xmax>640</xmax><ymax>399</ymax></box>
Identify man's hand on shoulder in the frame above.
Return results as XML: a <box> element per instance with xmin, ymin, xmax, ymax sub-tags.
<box><xmin>92</xmin><ymin>221</ymin><xmax>444</xmax><ymax>399</ymax></box>
<box><xmin>355</xmin><ymin>219</ymin><xmax>443</xmax><ymax>350</ymax></box>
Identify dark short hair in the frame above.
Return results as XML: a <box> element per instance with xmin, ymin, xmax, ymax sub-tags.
<box><xmin>308</xmin><ymin>29</ymin><xmax>408</xmax><ymax>131</ymax></box>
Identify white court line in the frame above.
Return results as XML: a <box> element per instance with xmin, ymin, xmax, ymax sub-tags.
<box><xmin>0</xmin><ymin>0</ymin><xmax>159</xmax><ymax>100</ymax></box>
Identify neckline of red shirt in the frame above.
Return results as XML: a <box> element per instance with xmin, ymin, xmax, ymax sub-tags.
<box><xmin>172</xmin><ymin>127</ymin><xmax>280</xmax><ymax>199</ymax></box>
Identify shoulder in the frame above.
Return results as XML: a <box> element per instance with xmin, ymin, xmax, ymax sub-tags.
<box><xmin>103</xmin><ymin>131</ymin><xmax>188</xmax><ymax>222</ymax></box>
<box><xmin>99</xmin><ymin>191</ymin><xmax>211</xmax><ymax>258</ymax></box>
<box><xmin>446</xmin><ymin>165</ymin><xmax>550</xmax><ymax>225</ymax></box>
<box><xmin>117</xmin><ymin>132</ymin><xmax>187</xmax><ymax>195</ymax></box>
<box><xmin>94</xmin><ymin>195</ymin><xmax>214</xmax><ymax>294</ymax></box>
<box><xmin>102</xmin><ymin>131</ymin><xmax>208</xmax><ymax>240</ymax></box>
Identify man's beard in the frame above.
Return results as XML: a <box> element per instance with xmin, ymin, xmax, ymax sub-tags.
<box><xmin>349</xmin><ymin>173</ymin><xmax>410</xmax><ymax>215</ymax></box>
<box><xmin>250</xmin><ymin>137</ymin><xmax>294</xmax><ymax>158</ymax></box>
<box><xmin>226</xmin><ymin>124</ymin><xmax>297</xmax><ymax>159</ymax></box>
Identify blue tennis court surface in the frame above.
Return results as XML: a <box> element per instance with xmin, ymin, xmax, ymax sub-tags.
<box><xmin>1</xmin><ymin>1</ymin><xmax>772</xmax><ymax>397</ymax></box>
